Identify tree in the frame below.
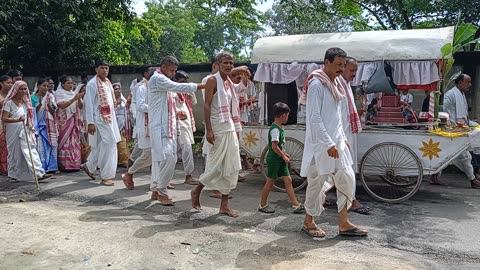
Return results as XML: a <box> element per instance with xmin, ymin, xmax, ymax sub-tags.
<box><xmin>0</xmin><ymin>0</ymin><xmax>134</xmax><ymax>72</ymax></box>
<box><xmin>272</xmin><ymin>0</ymin><xmax>480</xmax><ymax>34</ymax></box>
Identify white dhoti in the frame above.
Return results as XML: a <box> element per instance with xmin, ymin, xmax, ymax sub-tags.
<box><xmin>452</xmin><ymin>151</ymin><xmax>475</xmax><ymax>180</ymax></box>
<box><xmin>150</xmin><ymin>153</ymin><xmax>176</xmax><ymax>196</ymax></box>
<box><xmin>128</xmin><ymin>148</ymin><xmax>152</xmax><ymax>174</ymax></box>
<box><xmin>130</xmin><ymin>139</ymin><xmax>143</xmax><ymax>161</ymax></box>
<box><xmin>199</xmin><ymin>131</ymin><xmax>241</xmax><ymax>194</ymax></box>
<box><xmin>178</xmin><ymin>143</ymin><xmax>194</xmax><ymax>175</ymax></box>
<box><xmin>85</xmin><ymin>133</ymin><xmax>118</xmax><ymax>180</ymax></box>
<box><xmin>305</xmin><ymin>162</ymin><xmax>355</xmax><ymax>216</ymax></box>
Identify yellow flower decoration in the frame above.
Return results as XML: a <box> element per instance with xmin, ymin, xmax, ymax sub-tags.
<box><xmin>419</xmin><ymin>138</ymin><xmax>442</xmax><ymax>160</ymax></box>
<box><xmin>243</xmin><ymin>131</ymin><xmax>259</xmax><ymax>147</ymax></box>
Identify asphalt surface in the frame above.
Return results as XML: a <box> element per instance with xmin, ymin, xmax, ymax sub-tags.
<box><xmin>1</xmin><ymin>160</ymin><xmax>480</xmax><ymax>269</ymax></box>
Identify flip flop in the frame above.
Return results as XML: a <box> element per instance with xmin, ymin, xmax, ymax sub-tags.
<box><xmin>350</xmin><ymin>204</ymin><xmax>372</xmax><ymax>215</ymax></box>
<box><xmin>302</xmin><ymin>225</ymin><xmax>326</xmax><ymax>238</ymax></box>
<box><xmin>339</xmin><ymin>227</ymin><xmax>368</xmax><ymax>237</ymax></box>
<box><xmin>81</xmin><ymin>164</ymin><xmax>96</xmax><ymax>180</ymax></box>
<box><xmin>100</xmin><ymin>180</ymin><xmax>115</xmax><ymax>186</ymax></box>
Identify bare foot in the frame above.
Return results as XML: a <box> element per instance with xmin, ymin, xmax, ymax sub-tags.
<box><xmin>219</xmin><ymin>207</ymin><xmax>239</xmax><ymax>218</ymax></box>
<box><xmin>191</xmin><ymin>190</ymin><xmax>202</xmax><ymax>210</ymax></box>
<box><xmin>166</xmin><ymin>183</ymin><xmax>175</xmax><ymax>189</ymax></box>
<box><xmin>157</xmin><ymin>194</ymin><xmax>175</xmax><ymax>206</ymax></box>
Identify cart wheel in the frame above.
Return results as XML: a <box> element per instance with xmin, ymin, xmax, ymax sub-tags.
<box><xmin>359</xmin><ymin>142</ymin><xmax>423</xmax><ymax>203</ymax></box>
<box><xmin>260</xmin><ymin>137</ymin><xmax>307</xmax><ymax>193</ymax></box>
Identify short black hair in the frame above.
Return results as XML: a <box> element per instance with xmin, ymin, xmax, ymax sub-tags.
<box><xmin>0</xmin><ymin>75</ymin><xmax>11</xmax><ymax>83</ymax></box>
<box><xmin>59</xmin><ymin>75</ymin><xmax>73</xmax><ymax>84</ymax></box>
<box><xmin>324</xmin><ymin>47</ymin><xmax>347</xmax><ymax>63</ymax></box>
<box><xmin>273</xmin><ymin>102</ymin><xmax>290</xmax><ymax>118</ymax></box>
<box><xmin>174</xmin><ymin>70</ymin><xmax>189</xmax><ymax>81</ymax></box>
<box><xmin>455</xmin><ymin>74</ymin><xmax>468</xmax><ymax>85</ymax></box>
<box><xmin>37</xmin><ymin>77</ymin><xmax>49</xmax><ymax>86</ymax></box>
<box><xmin>215</xmin><ymin>51</ymin><xmax>234</xmax><ymax>63</ymax></box>
<box><xmin>161</xmin><ymin>55</ymin><xmax>180</xmax><ymax>66</ymax></box>
<box><xmin>7</xmin><ymin>69</ymin><xmax>22</xmax><ymax>78</ymax></box>
<box><xmin>95</xmin><ymin>59</ymin><xmax>109</xmax><ymax>67</ymax></box>
<box><xmin>139</xmin><ymin>66</ymin><xmax>150</xmax><ymax>75</ymax></box>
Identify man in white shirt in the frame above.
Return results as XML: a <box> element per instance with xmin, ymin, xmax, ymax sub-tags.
<box><xmin>431</xmin><ymin>74</ymin><xmax>480</xmax><ymax>188</ymax></box>
<box><xmin>82</xmin><ymin>60</ymin><xmax>121</xmax><ymax>186</ymax></box>
<box><xmin>173</xmin><ymin>71</ymin><xmax>199</xmax><ymax>185</ymax></box>
<box><xmin>301</xmin><ymin>48</ymin><xmax>367</xmax><ymax>237</ymax></box>
<box><xmin>121</xmin><ymin>67</ymin><xmax>156</xmax><ymax>191</ymax></box>
<box><xmin>148</xmin><ymin>56</ymin><xmax>205</xmax><ymax>206</ymax></box>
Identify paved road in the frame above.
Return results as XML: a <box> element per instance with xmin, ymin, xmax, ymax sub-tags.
<box><xmin>1</xmin><ymin>161</ymin><xmax>479</xmax><ymax>269</ymax></box>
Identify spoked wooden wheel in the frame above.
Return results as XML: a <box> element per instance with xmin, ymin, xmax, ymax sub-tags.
<box><xmin>260</xmin><ymin>137</ymin><xmax>307</xmax><ymax>193</ymax></box>
<box><xmin>359</xmin><ymin>142</ymin><xmax>423</xmax><ymax>203</ymax></box>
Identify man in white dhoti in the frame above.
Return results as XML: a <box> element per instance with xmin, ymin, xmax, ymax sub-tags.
<box><xmin>148</xmin><ymin>56</ymin><xmax>205</xmax><ymax>206</ymax></box>
<box><xmin>301</xmin><ymin>48</ymin><xmax>368</xmax><ymax>237</ymax></box>
<box><xmin>81</xmin><ymin>60</ymin><xmax>121</xmax><ymax>186</ymax></box>
<box><xmin>173</xmin><ymin>71</ymin><xmax>199</xmax><ymax>185</ymax></box>
<box><xmin>191</xmin><ymin>51</ymin><xmax>242</xmax><ymax>218</ymax></box>
<box><xmin>128</xmin><ymin>66</ymin><xmax>151</xmax><ymax>167</ymax></box>
<box><xmin>121</xmin><ymin>68</ymin><xmax>156</xmax><ymax>190</ymax></box>
<box><xmin>1</xmin><ymin>81</ymin><xmax>52</xmax><ymax>181</ymax></box>
<box><xmin>431</xmin><ymin>74</ymin><xmax>480</xmax><ymax>188</ymax></box>
<box><xmin>321</xmin><ymin>57</ymin><xmax>372</xmax><ymax>214</ymax></box>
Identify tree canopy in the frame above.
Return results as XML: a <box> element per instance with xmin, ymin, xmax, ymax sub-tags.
<box><xmin>268</xmin><ymin>0</ymin><xmax>480</xmax><ymax>34</ymax></box>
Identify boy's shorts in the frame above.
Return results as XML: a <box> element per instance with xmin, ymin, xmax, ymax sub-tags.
<box><xmin>266</xmin><ymin>161</ymin><xmax>290</xmax><ymax>179</ymax></box>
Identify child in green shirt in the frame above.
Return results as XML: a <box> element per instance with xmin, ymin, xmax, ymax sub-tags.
<box><xmin>258</xmin><ymin>102</ymin><xmax>304</xmax><ymax>214</ymax></box>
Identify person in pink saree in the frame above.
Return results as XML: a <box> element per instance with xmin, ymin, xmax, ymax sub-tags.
<box><xmin>55</xmin><ymin>76</ymin><xmax>85</xmax><ymax>171</ymax></box>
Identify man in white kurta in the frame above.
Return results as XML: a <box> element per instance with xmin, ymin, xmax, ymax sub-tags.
<box><xmin>121</xmin><ymin>69</ymin><xmax>156</xmax><ymax>190</ymax></box>
<box><xmin>148</xmin><ymin>56</ymin><xmax>204</xmax><ymax>205</ymax></box>
<box><xmin>435</xmin><ymin>74</ymin><xmax>480</xmax><ymax>188</ymax></box>
<box><xmin>173</xmin><ymin>71</ymin><xmax>198</xmax><ymax>185</ymax></box>
<box><xmin>191</xmin><ymin>52</ymin><xmax>242</xmax><ymax>218</ymax></box>
<box><xmin>321</xmin><ymin>58</ymin><xmax>372</xmax><ymax>214</ymax></box>
<box><xmin>82</xmin><ymin>61</ymin><xmax>121</xmax><ymax>186</ymax></box>
<box><xmin>128</xmin><ymin>67</ymin><xmax>151</xmax><ymax>166</ymax></box>
<box><xmin>301</xmin><ymin>48</ymin><xmax>367</xmax><ymax>237</ymax></box>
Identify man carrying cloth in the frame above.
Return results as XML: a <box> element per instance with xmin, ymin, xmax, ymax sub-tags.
<box><xmin>148</xmin><ymin>56</ymin><xmax>205</xmax><ymax>206</ymax></box>
<box><xmin>82</xmin><ymin>60</ymin><xmax>121</xmax><ymax>186</ymax></box>
<box><xmin>191</xmin><ymin>51</ymin><xmax>242</xmax><ymax>218</ymax></box>
<box><xmin>301</xmin><ymin>48</ymin><xmax>368</xmax><ymax>237</ymax></box>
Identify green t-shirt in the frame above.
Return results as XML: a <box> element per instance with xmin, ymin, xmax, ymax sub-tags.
<box><xmin>266</xmin><ymin>123</ymin><xmax>285</xmax><ymax>163</ymax></box>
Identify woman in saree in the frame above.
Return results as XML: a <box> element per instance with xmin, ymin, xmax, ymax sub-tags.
<box><xmin>0</xmin><ymin>75</ymin><xmax>13</xmax><ymax>175</ymax></box>
<box><xmin>32</xmin><ymin>78</ymin><xmax>58</xmax><ymax>173</ymax></box>
<box><xmin>55</xmin><ymin>76</ymin><xmax>84</xmax><ymax>171</ymax></box>
<box><xmin>1</xmin><ymin>81</ymin><xmax>52</xmax><ymax>181</ymax></box>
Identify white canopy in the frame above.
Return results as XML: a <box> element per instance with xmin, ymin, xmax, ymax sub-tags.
<box><xmin>251</xmin><ymin>27</ymin><xmax>454</xmax><ymax>64</ymax></box>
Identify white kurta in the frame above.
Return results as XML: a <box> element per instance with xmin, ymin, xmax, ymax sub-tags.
<box><xmin>201</xmin><ymin>74</ymin><xmax>214</xmax><ymax>157</ymax></box>
<box><xmin>147</xmin><ymin>71</ymin><xmax>197</xmax><ymax>162</ymax></box>
<box><xmin>301</xmin><ymin>77</ymin><xmax>354</xmax><ymax>215</ymax></box>
<box><xmin>4</xmin><ymin>100</ymin><xmax>45</xmax><ymax>180</ymax></box>
<box><xmin>400</xmin><ymin>93</ymin><xmax>413</xmax><ymax>105</ymax></box>
<box><xmin>300</xmin><ymin>78</ymin><xmax>352</xmax><ymax>177</ymax></box>
<box><xmin>84</xmin><ymin>76</ymin><xmax>121</xmax><ymax>180</ymax></box>
<box><xmin>175</xmin><ymin>93</ymin><xmax>197</xmax><ymax>145</ymax></box>
<box><xmin>148</xmin><ymin>71</ymin><xmax>196</xmax><ymax>196</ymax></box>
<box><xmin>135</xmin><ymin>83</ymin><xmax>150</xmax><ymax>149</ymax></box>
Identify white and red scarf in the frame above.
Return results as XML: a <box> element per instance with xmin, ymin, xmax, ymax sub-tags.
<box><xmin>302</xmin><ymin>69</ymin><xmax>345</xmax><ymax>102</ymax></box>
<box><xmin>177</xmin><ymin>93</ymin><xmax>196</xmax><ymax>132</ymax></box>
<box><xmin>214</xmin><ymin>72</ymin><xmax>241</xmax><ymax>132</ymax></box>
<box><xmin>155</xmin><ymin>68</ymin><xmax>177</xmax><ymax>139</ymax></box>
<box><xmin>339</xmin><ymin>76</ymin><xmax>362</xmax><ymax>134</ymax></box>
<box><xmin>96</xmin><ymin>76</ymin><xmax>116</xmax><ymax>124</ymax></box>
